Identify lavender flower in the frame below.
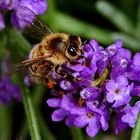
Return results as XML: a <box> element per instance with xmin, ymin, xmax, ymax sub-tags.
<box><xmin>115</xmin><ymin>101</ymin><xmax>140</xmax><ymax>134</ymax></box>
<box><xmin>105</xmin><ymin>75</ymin><xmax>133</xmax><ymax>108</ymax></box>
<box><xmin>122</xmin><ymin>101</ymin><xmax>140</xmax><ymax>128</ymax></box>
<box><xmin>0</xmin><ymin>55</ymin><xmax>21</xmax><ymax>105</ymax></box>
<box><xmin>71</xmin><ymin>102</ymin><xmax>109</xmax><ymax>137</ymax></box>
<box><xmin>0</xmin><ymin>76</ymin><xmax>21</xmax><ymax>105</ymax></box>
<box><xmin>45</xmin><ymin>39</ymin><xmax>140</xmax><ymax>137</ymax></box>
<box><xmin>0</xmin><ymin>0</ymin><xmax>47</xmax><ymax>29</ymax></box>
<box><xmin>128</xmin><ymin>53</ymin><xmax>140</xmax><ymax>82</ymax></box>
<box><xmin>47</xmin><ymin>95</ymin><xmax>77</xmax><ymax>127</ymax></box>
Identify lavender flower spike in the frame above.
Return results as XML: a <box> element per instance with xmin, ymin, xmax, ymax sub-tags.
<box><xmin>0</xmin><ymin>0</ymin><xmax>48</xmax><ymax>29</ymax></box>
<box><xmin>0</xmin><ymin>76</ymin><xmax>21</xmax><ymax>105</ymax></box>
<box><xmin>46</xmin><ymin>39</ymin><xmax>140</xmax><ymax>137</ymax></box>
<box><xmin>0</xmin><ymin>55</ymin><xmax>21</xmax><ymax>105</ymax></box>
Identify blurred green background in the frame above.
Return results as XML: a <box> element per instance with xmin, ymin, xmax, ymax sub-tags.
<box><xmin>0</xmin><ymin>0</ymin><xmax>140</xmax><ymax>140</ymax></box>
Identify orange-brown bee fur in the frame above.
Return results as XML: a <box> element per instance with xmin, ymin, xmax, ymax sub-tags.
<box><xmin>11</xmin><ymin>15</ymin><xmax>82</xmax><ymax>86</ymax></box>
<box><xmin>28</xmin><ymin>32</ymin><xmax>82</xmax><ymax>85</ymax></box>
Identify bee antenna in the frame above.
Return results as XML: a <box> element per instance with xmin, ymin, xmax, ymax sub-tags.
<box><xmin>82</xmin><ymin>40</ymin><xmax>95</xmax><ymax>52</ymax></box>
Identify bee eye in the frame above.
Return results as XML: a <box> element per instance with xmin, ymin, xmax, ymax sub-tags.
<box><xmin>68</xmin><ymin>45</ymin><xmax>77</xmax><ymax>56</ymax></box>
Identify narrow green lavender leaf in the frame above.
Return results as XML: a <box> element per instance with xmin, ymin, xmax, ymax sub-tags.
<box><xmin>135</xmin><ymin>0</ymin><xmax>140</xmax><ymax>39</ymax></box>
<box><xmin>131</xmin><ymin>112</ymin><xmax>140</xmax><ymax>140</ymax></box>
<box><xmin>51</xmin><ymin>11</ymin><xmax>140</xmax><ymax>51</ymax></box>
<box><xmin>21</xmin><ymin>86</ymin><xmax>41</xmax><ymax>140</ymax></box>
<box><xmin>54</xmin><ymin>11</ymin><xmax>111</xmax><ymax>44</ymax></box>
<box><xmin>18</xmin><ymin>85</ymin><xmax>55</xmax><ymax>140</ymax></box>
<box><xmin>9</xmin><ymin>28</ymin><xmax>31</xmax><ymax>52</ymax></box>
<box><xmin>38</xmin><ymin>113</ymin><xmax>56</xmax><ymax>140</ymax></box>
<box><xmin>110</xmin><ymin>32</ymin><xmax>140</xmax><ymax>51</ymax></box>
<box><xmin>95</xmin><ymin>1</ymin><xmax>134</xmax><ymax>35</ymax></box>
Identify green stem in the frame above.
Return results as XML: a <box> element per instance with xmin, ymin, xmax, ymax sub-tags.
<box><xmin>92</xmin><ymin>67</ymin><xmax>110</xmax><ymax>87</ymax></box>
<box><xmin>0</xmin><ymin>105</ymin><xmax>12</xmax><ymax>140</ymax></box>
<box><xmin>9</xmin><ymin>28</ymin><xmax>31</xmax><ymax>52</ymax></box>
<box><xmin>130</xmin><ymin>112</ymin><xmax>140</xmax><ymax>140</ymax></box>
<box><xmin>70</xmin><ymin>127</ymin><xmax>85</xmax><ymax>140</ymax></box>
<box><xmin>18</xmin><ymin>85</ymin><xmax>44</xmax><ymax>139</ymax></box>
<box><xmin>21</xmin><ymin>86</ymin><xmax>41</xmax><ymax>140</ymax></box>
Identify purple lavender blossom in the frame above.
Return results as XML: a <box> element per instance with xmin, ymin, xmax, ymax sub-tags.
<box><xmin>47</xmin><ymin>95</ymin><xmax>77</xmax><ymax>127</ymax></box>
<box><xmin>71</xmin><ymin>102</ymin><xmax>109</xmax><ymax>137</ymax></box>
<box><xmin>105</xmin><ymin>75</ymin><xmax>133</xmax><ymax>108</ymax></box>
<box><xmin>0</xmin><ymin>55</ymin><xmax>21</xmax><ymax>105</ymax></box>
<box><xmin>128</xmin><ymin>53</ymin><xmax>140</xmax><ymax>82</ymax></box>
<box><xmin>122</xmin><ymin>101</ymin><xmax>140</xmax><ymax>128</ymax></box>
<box><xmin>24</xmin><ymin>74</ymin><xmax>32</xmax><ymax>86</ymax></box>
<box><xmin>106</xmin><ymin>39</ymin><xmax>122</xmax><ymax>58</ymax></box>
<box><xmin>80</xmin><ymin>87</ymin><xmax>99</xmax><ymax>100</ymax></box>
<box><xmin>115</xmin><ymin>101</ymin><xmax>140</xmax><ymax>134</ymax></box>
<box><xmin>0</xmin><ymin>76</ymin><xmax>21</xmax><ymax>105</ymax></box>
<box><xmin>0</xmin><ymin>0</ymin><xmax>47</xmax><ymax>29</ymax></box>
<box><xmin>115</xmin><ymin>109</ymin><xmax>128</xmax><ymax>135</ymax></box>
<box><xmin>131</xmin><ymin>83</ymin><xmax>140</xmax><ymax>96</ymax></box>
<box><xmin>46</xmin><ymin>39</ymin><xmax>140</xmax><ymax>137</ymax></box>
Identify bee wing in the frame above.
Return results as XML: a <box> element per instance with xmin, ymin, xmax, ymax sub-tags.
<box><xmin>16</xmin><ymin>6</ymin><xmax>53</xmax><ymax>39</ymax></box>
<box><xmin>8</xmin><ymin>54</ymin><xmax>53</xmax><ymax>75</ymax></box>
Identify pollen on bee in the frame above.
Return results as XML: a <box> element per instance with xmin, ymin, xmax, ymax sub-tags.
<box><xmin>47</xmin><ymin>81</ymin><xmax>55</xmax><ymax>88</ymax></box>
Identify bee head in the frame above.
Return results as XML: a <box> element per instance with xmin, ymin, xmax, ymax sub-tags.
<box><xmin>65</xmin><ymin>35</ymin><xmax>82</xmax><ymax>60</ymax></box>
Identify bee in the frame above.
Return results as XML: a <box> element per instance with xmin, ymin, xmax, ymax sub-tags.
<box><xmin>13</xmin><ymin>7</ymin><xmax>82</xmax><ymax>87</ymax></box>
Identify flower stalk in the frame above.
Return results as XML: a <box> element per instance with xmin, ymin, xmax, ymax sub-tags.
<box><xmin>91</xmin><ymin>67</ymin><xmax>110</xmax><ymax>87</ymax></box>
<box><xmin>131</xmin><ymin>112</ymin><xmax>140</xmax><ymax>140</ymax></box>
<box><xmin>21</xmin><ymin>86</ymin><xmax>41</xmax><ymax>140</ymax></box>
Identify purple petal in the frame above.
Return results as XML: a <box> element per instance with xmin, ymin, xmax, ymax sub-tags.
<box><xmin>60</xmin><ymin>80</ymin><xmax>76</xmax><ymax>91</ymax></box>
<box><xmin>106</xmin><ymin>80</ymin><xmax>116</xmax><ymax>92</ymax></box>
<box><xmin>106</xmin><ymin>91</ymin><xmax>115</xmax><ymax>103</ymax></box>
<box><xmin>19</xmin><ymin>0</ymin><xmax>47</xmax><ymax>14</ymax></box>
<box><xmin>86</xmin><ymin>119</ymin><xmax>100</xmax><ymax>137</ymax></box>
<box><xmin>0</xmin><ymin>13</ymin><xmax>5</xmax><ymax>31</ymax></box>
<box><xmin>74</xmin><ymin>116</ymin><xmax>89</xmax><ymax>128</ymax></box>
<box><xmin>133</xmin><ymin>53</ymin><xmax>140</xmax><ymax>68</ymax></box>
<box><xmin>116</xmin><ymin>75</ymin><xmax>128</xmax><ymax>87</ymax></box>
<box><xmin>80</xmin><ymin>87</ymin><xmax>99</xmax><ymax>100</ymax></box>
<box><xmin>100</xmin><ymin>116</ymin><xmax>109</xmax><ymax>131</ymax></box>
<box><xmin>51</xmin><ymin>108</ymin><xmax>68</xmax><ymax>121</ymax></box>
<box><xmin>122</xmin><ymin>101</ymin><xmax>140</xmax><ymax>128</ymax></box>
<box><xmin>131</xmin><ymin>84</ymin><xmax>140</xmax><ymax>96</ymax></box>
<box><xmin>11</xmin><ymin>6</ymin><xmax>36</xmax><ymax>29</ymax></box>
<box><xmin>65</xmin><ymin>115</ymin><xmax>76</xmax><ymax>127</ymax></box>
<box><xmin>47</xmin><ymin>98</ymin><xmax>61</xmax><ymax>108</ymax></box>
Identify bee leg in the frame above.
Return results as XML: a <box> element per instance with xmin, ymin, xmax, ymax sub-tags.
<box><xmin>41</xmin><ymin>62</ymin><xmax>54</xmax><ymax>82</ymax></box>
<box><xmin>55</xmin><ymin>65</ymin><xmax>67</xmax><ymax>77</ymax></box>
<box><xmin>55</xmin><ymin>65</ymin><xmax>74</xmax><ymax>80</ymax></box>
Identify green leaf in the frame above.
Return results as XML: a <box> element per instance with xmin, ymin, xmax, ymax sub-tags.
<box><xmin>21</xmin><ymin>86</ymin><xmax>41</xmax><ymax>140</ymax></box>
<box><xmin>135</xmin><ymin>0</ymin><xmax>140</xmax><ymax>39</ymax></box>
<box><xmin>54</xmin><ymin>11</ymin><xmax>111</xmax><ymax>44</ymax></box>
<box><xmin>131</xmin><ymin>112</ymin><xmax>140</xmax><ymax>140</ymax></box>
<box><xmin>95</xmin><ymin>1</ymin><xmax>134</xmax><ymax>35</ymax></box>
<box><xmin>9</xmin><ymin>28</ymin><xmax>31</xmax><ymax>52</ymax></box>
<box><xmin>110</xmin><ymin>32</ymin><xmax>140</xmax><ymax>51</ymax></box>
<box><xmin>18</xmin><ymin>85</ymin><xmax>55</xmax><ymax>140</ymax></box>
<box><xmin>38</xmin><ymin>113</ymin><xmax>56</xmax><ymax>140</ymax></box>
